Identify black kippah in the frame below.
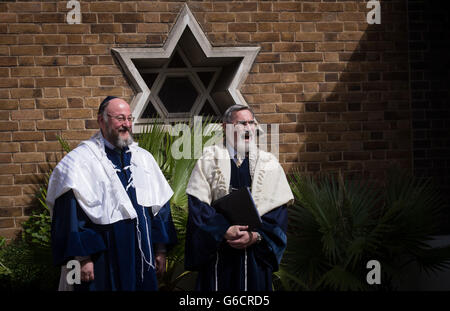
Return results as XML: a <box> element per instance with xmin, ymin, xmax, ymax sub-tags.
<box><xmin>98</xmin><ymin>96</ymin><xmax>118</xmax><ymax>115</ymax></box>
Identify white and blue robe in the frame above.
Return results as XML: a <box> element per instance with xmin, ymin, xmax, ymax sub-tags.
<box><xmin>185</xmin><ymin>144</ymin><xmax>293</xmax><ymax>291</ymax></box>
<box><xmin>48</xmin><ymin>132</ymin><xmax>177</xmax><ymax>291</ymax></box>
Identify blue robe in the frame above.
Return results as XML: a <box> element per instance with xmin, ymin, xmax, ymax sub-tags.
<box><xmin>51</xmin><ymin>145</ymin><xmax>177</xmax><ymax>291</ymax></box>
<box><xmin>185</xmin><ymin>157</ymin><xmax>288</xmax><ymax>291</ymax></box>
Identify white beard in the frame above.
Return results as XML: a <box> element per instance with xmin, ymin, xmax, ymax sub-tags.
<box><xmin>223</xmin><ymin>123</ymin><xmax>259</xmax><ymax>161</ymax></box>
<box><xmin>115</xmin><ymin>134</ymin><xmax>134</xmax><ymax>149</ymax></box>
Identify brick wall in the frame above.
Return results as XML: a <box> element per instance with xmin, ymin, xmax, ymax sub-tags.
<box><xmin>0</xmin><ymin>0</ymin><xmax>412</xmax><ymax>238</ymax></box>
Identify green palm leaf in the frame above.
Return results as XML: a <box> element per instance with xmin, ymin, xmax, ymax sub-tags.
<box><xmin>281</xmin><ymin>167</ymin><xmax>450</xmax><ymax>291</ymax></box>
<box><xmin>318</xmin><ymin>265</ymin><xmax>367</xmax><ymax>291</ymax></box>
<box><xmin>138</xmin><ymin>117</ymin><xmax>216</xmax><ymax>290</ymax></box>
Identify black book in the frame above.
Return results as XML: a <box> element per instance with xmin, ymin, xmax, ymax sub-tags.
<box><xmin>211</xmin><ymin>187</ymin><xmax>262</xmax><ymax>230</ymax></box>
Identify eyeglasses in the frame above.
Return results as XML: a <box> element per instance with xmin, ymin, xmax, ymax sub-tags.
<box><xmin>233</xmin><ymin>120</ymin><xmax>256</xmax><ymax>127</ymax></box>
<box><xmin>107</xmin><ymin>114</ymin><xmax>134</xmax><ymax>123</ymax></box>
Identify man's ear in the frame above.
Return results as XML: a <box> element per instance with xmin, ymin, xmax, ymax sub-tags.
<box><xmin>97</xmin><ymin>114</ymin><xmax>106</xmax><ymax>130</ymax></box>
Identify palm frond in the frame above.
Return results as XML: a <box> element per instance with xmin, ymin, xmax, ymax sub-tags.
<box><xmin>412</xmin><ymin>245</ymin><xmax>450</xmax><ymax>275</ymax></box>
<box><xmin>57</xmin><ymin>135</ymin><xmax>71</xmax><ymax>153</ymax></box>
<box><xmin>318</xmin><ymin>265</ymin><xmax>368</xmax><ymax>291</ymax></box>
<box><xmin>283</xmin><ymin>167</ymin><xmax>450</xmax><ymax>291</ymax></box>
<box><xmin>138</xmin><ymin>122</ymin><xmax>170</xmax><ymax>172</ymax></box>
<box><xmin>137</xmin><ymin>117</ymin><xmax>217</xmax><ymax>291</ymax></box>
<box><xmin>273</xmin><ymin>268</ymin><xmax>308</xmax><ymax>291</ymax></box>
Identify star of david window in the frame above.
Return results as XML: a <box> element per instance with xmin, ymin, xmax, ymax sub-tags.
<box><xmin>136</xmin><ymin>45</ymin><xmax>222</xmax><ymax>120</ymax></box>
<box><xmin>112</xmin><ymin>4</ymin><xmax>260</xmax><ymax>131</ymax></box>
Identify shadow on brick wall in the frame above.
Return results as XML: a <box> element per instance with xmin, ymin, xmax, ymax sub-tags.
<box><xmin>274</xmin><ymin>0</ymin><xmax>450</xmax><ymax>232</ymax></box>
<box><xmin>285</xmin><ymin>0</ymin><xmax>412</xmax><ymax>182</ymax></box>
<box><xmin>408</xmin><ymin>0</ymin><xmax>450</xmax><ymax>233</ymax></box>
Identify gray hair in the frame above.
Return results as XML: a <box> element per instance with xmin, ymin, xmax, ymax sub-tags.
<box><xmin>222</xmin><ymin>105</ymin><xmax>255</xmax><ymax>123</ymax></box>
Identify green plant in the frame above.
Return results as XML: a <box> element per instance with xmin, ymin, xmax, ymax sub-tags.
<box><xmin>279</xmin><ymin>167</ymin><xmax>450</xmax><ymax>291</ymax></box>
<box><xmin>137</xmin><ymin>118</ymin><xmax>218</xmax><ymax>290</ymax></box>
<box><xmin>57</xmin><ymin>135</ymin><xmax>72</xmax><ymax>153</ymax></box>
<box><xmin>0</xmin><ymin>237</ymin><xmax>11</xmax><ymax>278</ymax></box>
<box><xmin>21</xmin><ymin>176</ymin><xmax>52</xmax><ymax>247</ymax></box>
<box><xmin>0</xmin><ymin>182</ymin><xmax>59</xmax><ymax>292</ymax></box>
<box><xmin>0</xmin><ymin>238</ymin><xmax>59</xmax><ymax>291</ymax></box>
<box><xmin>21</xmin><ymin>136</ymin><xmax>68</xmax><ymax>250</ymax></box>
<box><xmin>1</xmin><ymin>167</ymin><xmax>60</xmax><ymax>291</ymax></box>
<box><xmin>0</xmin><ymin>136</ymin><xmax>66</xmax><ymax>291</ymax></box>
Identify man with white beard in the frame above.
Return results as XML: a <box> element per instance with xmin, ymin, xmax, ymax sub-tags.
<box><xmin>185</xmin><ymin>105</ymin><xmax>294</xmax><ymax>291</ymax></box>
<box><xmin>47</xmin><ymin>96</ymin><xmax>177</xmax><ymax>291</ymax></box>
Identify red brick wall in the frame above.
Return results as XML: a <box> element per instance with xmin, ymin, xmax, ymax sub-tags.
<box><xmin>0</xmin><ymin>0</ymin><xmax>412</xmax><ymax>238</ymax></box>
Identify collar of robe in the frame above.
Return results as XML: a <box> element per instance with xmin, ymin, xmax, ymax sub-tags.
<box><xmin>186</xmin><ymin>144</ymin><xmax>294</xmax><ymax>217</ymax></box>
<box><xmin>46</xmin><ymin>131</ymin><xmax>173</xmax><ymax>225</ymax></box>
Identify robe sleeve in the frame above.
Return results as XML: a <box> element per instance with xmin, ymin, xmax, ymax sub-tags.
<box><xmin>184</xmin><ymin>194</ymin><xmax>230</xmax><ymax>271</ymax></box>
<box><xmin>253</xmin><ymin>204</ymin><xmax>288</xmax><ymax>272</ymax></box>
<box><xmin>151</xmin><ymin>201</ymin><xmax>178</xmax><ymax>250</ymax></box>
<box><xmin>51</xmin><ymin>190</ymin><xmax>106</xmax><ymax>266</ymax></box>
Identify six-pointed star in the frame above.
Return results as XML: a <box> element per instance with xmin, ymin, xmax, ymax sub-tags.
<box><xmin>112</xmin><ymin>4</ymin><xmax>260</xmax><ymax>129</ymax></box>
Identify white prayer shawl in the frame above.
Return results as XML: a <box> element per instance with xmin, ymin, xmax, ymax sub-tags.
<box><xmin>186</xmin><ymin>144</ymin><xmax>294</xmax><ymax>217</ymax></box>
<box><xmin>46</xmin><ymin>131</ymin><xmax>173</xmax><ymax>225</ymax></box>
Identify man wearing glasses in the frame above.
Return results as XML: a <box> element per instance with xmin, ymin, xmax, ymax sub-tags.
<box><xmin>47</xmin><ymin>96</ymin><xmax>177</xmax><ymax>291</ymax></box>
<box><xmin>185</xmin><ymin>105</ymin><xmax>294</xmax><ymax>291</ymax></box>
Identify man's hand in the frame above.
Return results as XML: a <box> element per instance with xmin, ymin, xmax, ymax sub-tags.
<box><xmin>228</xmin><ymin>231</ymin><xmax>260</xmax><ymax>249</ymax></box>
<box><xmin>224</xmin><ymin>225</ymin><xmax>248</xmax><ymax>241</ymax></box>
<box><xmin>155</xmin><ymin>253</ymin><xmax>166</xmax><ymax>277</ymax></box>
<box><xmin>80</xmin><ymin>259</ymin><xmax>94</xmax><ymax>283</ymax></box>
<box><xmin>224</xmin><ymin>225</ymin><xmax>258</xmax><ymax>249</ymax></box>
